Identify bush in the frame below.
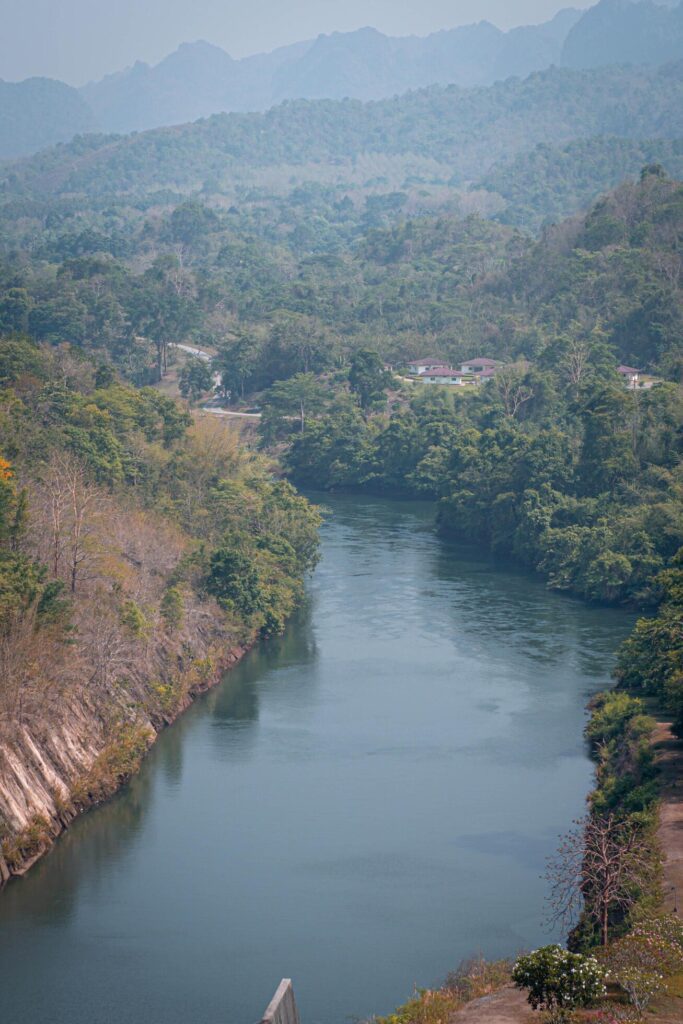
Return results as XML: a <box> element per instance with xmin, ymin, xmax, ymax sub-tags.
<box><xmin>512</xmin><ymin>946</ymin><xmax>606</xmax><ymax>1011</ymax></box>
<box><xmin>206</xmin><ymin>548</ymin><xmax>263</xmax><ymax>617</ymax></box>
<box><xmin>603</xmin><ymin>918</ymin><xmax>683</xmax><ymax>1013</ymax></box>
<box><xmin>160</xmin><ymin>586</ymin><xmax>184</xmax><ymax>631</ymax></box>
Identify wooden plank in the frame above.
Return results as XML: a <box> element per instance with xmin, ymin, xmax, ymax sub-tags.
<box><xmin>261</xmin><ymin>979</ymin><xmax>300</xmax><ymax>1024</ymax></box>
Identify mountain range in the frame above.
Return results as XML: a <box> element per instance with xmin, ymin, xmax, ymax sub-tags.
<box><xmin>0</xmin><ymin>0</ymin><xmax>682</xmax><ymax>160</ymax></box>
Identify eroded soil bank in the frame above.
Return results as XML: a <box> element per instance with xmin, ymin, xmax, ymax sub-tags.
<box><xmin>0</xmin><ymin>614</ymin><xmax>253</xmax><ymax>885</ymax></box>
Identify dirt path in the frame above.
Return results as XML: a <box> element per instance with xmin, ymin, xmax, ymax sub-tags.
<box><xmin>654</xmin><ymin>720</ymin><xmax>683</xmax><ymax>914</ymax></box>
<box><xmin>450</xmin><ymin>987</ymin><xmax>532</xmax><ymax>1024</ymax></box>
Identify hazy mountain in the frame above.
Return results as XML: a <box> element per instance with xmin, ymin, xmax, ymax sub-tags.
<box><xmin>80</xmin><ymin>39</ymin><xmax>312</xmax><ymax>134</ymax></box>
<box><xmin>562</xmin><ymin>0</ymin><xmax>683</xmax><ymax>68</ymax></box>
<box><xmin>3</xmin><ymin>1</ymin><xmax>681</xmax><ymax>158</ymax></box>
<box><xmin>79</xmin><ymin>12</ymin><xmax>582</xmax><ymax>134</ymax></box>
<box><xmin>0</xmin><ymin>77</ymin><xmax>96</xmax><ymax>160</ymax></box>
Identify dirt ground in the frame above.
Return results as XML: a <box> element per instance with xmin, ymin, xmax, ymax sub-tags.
<box><xmin>654</xmin><ymin>720</ymin><xmax>683</xmax><ymax>915</ymax></box>
<box><xmin>449</xmin><ymin>987</ymin><xmax>533</xmax><ymax>1024</ymax></box>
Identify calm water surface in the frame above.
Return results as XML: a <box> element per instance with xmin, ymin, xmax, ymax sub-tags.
<box><xmin>0</xmin><ymin>495</ymin><xmax>635</xmax><ymax>1024</ymax></box>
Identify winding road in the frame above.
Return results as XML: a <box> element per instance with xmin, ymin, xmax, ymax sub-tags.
<box><xmin>170</xmin><ymin>343</ymin><xmax>262</xmax><ymax>419</ymax></box>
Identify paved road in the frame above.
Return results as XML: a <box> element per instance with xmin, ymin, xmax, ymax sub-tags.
<box><xmin>170</xmin><ymin>343</ymin><xmax>262</xmax><ymax>419</ymax></box>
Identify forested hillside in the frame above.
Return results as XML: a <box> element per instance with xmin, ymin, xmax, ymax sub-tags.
<box><xmin>0</xmin><ymin>166</ymin><xmax>680</xmax><ymax>387</ymax></box>
<box><xmin>4</xmin><ymin>63</ymin><xmax>683</xmax><ymax>206</ymax></box>
<box><xmin>0</xmin><ymin>339</ymin><xmax>320</xmax><ymax>879</ymax></box>
<box><xmin>562</xmin><ymin>0</ymin><xmax>683</xmax><ymax>69</ymax></box>
<box><xmin>481</xmin><ymin>136</ymin><xmax>683</xmax><ymax>230</ymax></box>
<box><xmin>0</xmin><ymin>78</ymin><xmax>96</xmax><ymax>160</ymax></box>
<box><xmin>6</xmin><ymin>1</ymin><xmax>683</xmax><ymax>152</ymax></box>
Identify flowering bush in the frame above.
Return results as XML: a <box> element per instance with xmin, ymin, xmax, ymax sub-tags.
<box><xmin>603</xmin><ymin>920</ymin><xmax>683</xmax><ymax>1013</ymax></box>
<box><xmin>513</xmin><ymin>946</ymin><xmax>606</xmax><ymax>1011</ymax></box>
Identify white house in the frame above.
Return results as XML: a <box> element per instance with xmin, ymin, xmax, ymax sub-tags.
<box><xmin>460</xmin><ymin>357</ymin><xmax>500</xmax><ymax>375</ymax></box>
<box><xmin>421</xmin><ymin>368</ymin><xmax>471</xmax><ymax>386</ymax></box>
<box><xmin>617</xmin><ymin>365</ymin><xmax>641</xmax><ymax>387</ymax></box>
<box><xmin>407</xmin><ymin>358</ymin><xmax>451</xmax><ymax>376</ymax></box>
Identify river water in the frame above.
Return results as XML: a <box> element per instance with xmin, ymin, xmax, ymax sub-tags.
<box><xmin>0</xmin><ymin>495</ymin><xmax>634</xmax><ymax>1024</ymax></box>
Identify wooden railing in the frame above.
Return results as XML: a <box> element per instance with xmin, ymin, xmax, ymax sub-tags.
<box><xmin>260</xmin><ymin>979</ymin><xmax>300</xmax><ymax>1024</ymax></box>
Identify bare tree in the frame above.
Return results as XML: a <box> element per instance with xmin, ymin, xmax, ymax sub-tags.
<box><xmin>495</xmin><ymin>364</ymin><xmax>535</xmax><ymax>418</ymax></box>
<box><xmin>546</xmin><ymin>814</ymin><xmax>655</xmax><ymax>946</ymax></box>
<box><xmin>564</xmin><ymin>338</ymin><xmax>590</xmax><ymax>393</ymax></box>
<box><xmin>31</xmin><ymin>453</ymin><xmax>112</xmax><ymax>593</ymax></box>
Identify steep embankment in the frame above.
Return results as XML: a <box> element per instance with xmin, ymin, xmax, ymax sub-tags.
<box><xmin>0</xmin><ymin>601</ymin><xmax>250</xmax><ymax>884</ymax></box>
<box><xmin>0</xmin><ymin>340</ymin><xmax>321</xmax><ymax>885</ymax></box>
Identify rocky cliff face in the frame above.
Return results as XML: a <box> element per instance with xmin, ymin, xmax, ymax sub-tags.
<box><xmin>0</xmin><ymin>606</ymin><xmax>252</xmax><ymax>887</ymax></box>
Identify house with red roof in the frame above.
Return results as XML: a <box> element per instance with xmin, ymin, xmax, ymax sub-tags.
<box><xmin>407</xmin><ymin>358</ymin><xmax>451</xmax><ymax>376</ymax></box>
<box><xmin>459</xmin><ymin>357</ymin><xmax>501</xmax><ymax>375</ymax></box>
<box><xmin>421</xmin><ymin>368</ymin><xmax>472</xmax><ymax>386</ymax></box>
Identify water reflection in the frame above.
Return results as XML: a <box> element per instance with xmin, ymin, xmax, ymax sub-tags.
<box><xmin>0</xmin><ymin>765</ymin><xmax>152</xmax><ymax>929</ymax></box>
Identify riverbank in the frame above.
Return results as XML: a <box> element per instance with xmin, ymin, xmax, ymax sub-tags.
<box><xmin>0</xmin><ymin>613</ymin><xmax>257</xmax><ymax>886</ymax></box>
<box><xmin>655</xmin><ymin>719</ymin><xmax>683</xmax><ymax>914</ymax></box>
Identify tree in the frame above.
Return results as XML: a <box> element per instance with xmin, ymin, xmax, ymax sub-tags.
<box><xmin>348</xmin><ymin>349</ymin><xmax>391</xmax><ymax>412</ymax></box>
<box><xmin>546</xmin><ymin>814</ymin><xmax>655</xmax><ymax>946</ymax></box>
<box><xmin>131</xmin><ymin>257</ymin><xmax>198</xmax><ymax>382</ymax></box>
<box><xmin>494</xmin><ymin>363</ymin><xmax>535</xmax><ymax>419</ymax></box>
<box><xmin>512</xmin><ymin>946</ymin><xmax>605</xmax><ymax>1015</ymax></box>
<box><xmin>603</xmin><ymin>918</ymin><xmax>683</xmax><ymax>1013</ymax></box>
<box><xmin>206</xmin><ymin>548</ymin><xmax>262</xmax><ymax>618</ymax></box>
<box><xmin>260</xmin><ymin>373</ymin><xmax>328</xmax><ymax>442</ymax></box>
<box><xmin>33</xmin><ymin>453</ymin><xmax>111</xmax><ymax>593</ymax></box>
<box><xmin>178</xmin><ymin>357</ymin><xmax>214</xmax><ymax>404</ymax></box>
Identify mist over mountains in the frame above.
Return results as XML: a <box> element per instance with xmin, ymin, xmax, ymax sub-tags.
<box><xmin>1</xmin><ymin>0</ymin><xmax>683</xmax><ymax>160</ymax></box>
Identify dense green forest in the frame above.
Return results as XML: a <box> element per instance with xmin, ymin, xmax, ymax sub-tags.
<box><xmin>2</xmin><ymin>61</ymin><xmax>683</xmax><ymax>241</ymax></box>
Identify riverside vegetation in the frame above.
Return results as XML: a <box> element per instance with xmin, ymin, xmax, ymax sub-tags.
<box><xmin>0</xmin><ymin>341</ymin><xmax>321</xmax><ymax>878</ymax></box>
<box><xmin>0</xmin><ymin>72</ymin><xmax>682</xmax><ymax>1018</ymax></box>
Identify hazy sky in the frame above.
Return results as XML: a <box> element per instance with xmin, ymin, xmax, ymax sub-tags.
<box><xmin>0</xmin><ymin>0</ymin><xmax>594</xmax><ymax>86</ymax></box>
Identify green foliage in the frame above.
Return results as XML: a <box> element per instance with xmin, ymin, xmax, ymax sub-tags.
<box><xmin>206</xmin><ymin>549</ymin><xmax>263</xmax><ymax>618</ymax></box>
<box><xmin>160</xmin><ymin>586</ymin><xmax>184</xmax><ymax>632</ymax></box>
<box><xmin>119</xmin><ymin>600</ymin><xmax>150</xmax><ymax>638</ymax></box>
<box><xmin>259</xmin><ymin>373</ymin><xmax>329</xmax><ymax>442</ymax></box>
<box><xmin>348</xmin><ymin>349</ymin><xmax>391</xmax><ymax>412</ymax></box>
<box><xmin>512</xmin><ymin>946</ymin><xmax>606</xmax><ymax>1011</ymax></box>
<box><xmin>178</xmin><ymin>357</ymin><xmax>214</xmax><ymax>403</ymax></box>
<box><xmin>616</xmin><ymin>554</ymin><xmax>683</xmax><ymax>736</ymax></box>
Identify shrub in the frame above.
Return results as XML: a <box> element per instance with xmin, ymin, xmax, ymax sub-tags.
<box><xmin>206</xmin><ymin>548</ymin><xmax>263</xmax><ymax>617</ymax></box>
<box><xmin>160</xmin><ymin>586</ymin><xmax>184</xmax><ymax>631</ymax></box>
<box><xmin>603</xmin><ymin>918</ymin><xmax>683</xmax><ymax>1013</ymax></box>
<box><xmin>512</xmin><ymin>946</ymin><xmax>606</xmax><ymax>1011</ymax></box>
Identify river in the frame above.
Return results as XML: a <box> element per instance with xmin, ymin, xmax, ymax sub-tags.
<box><xmin>0</xmin><ymin>495</ymin><xmax>635</xmax><ymax>1024</ymax></box>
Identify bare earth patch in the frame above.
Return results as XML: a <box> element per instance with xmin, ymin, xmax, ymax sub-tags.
<box><xmin>654</xmin><ymin>720</ymin><xmax>683</xmax><ymax>914</ymax></box>
<box><xmin>449</xmin><ymin>986</ymin><xmax>533</xmax><ymax>1024</ymax></box>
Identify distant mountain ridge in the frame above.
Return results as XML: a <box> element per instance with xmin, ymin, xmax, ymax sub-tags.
<box><xmin>562</xmin><ymin>0</ymin><xmax>683</xmax><ymax>68</ymax></box>
<box><xmin>2</xmin><ymin>0</ymin><xmax>683</xmax><ymax>160</ymax></box>
<box><xmin>80</xmin><ymin>11</ymin><xmax>583</xmax><ymax>134</ymax></box>
<box><xmin>0</xmin><ymin>78</ymin><xmax>95</xmax><ymax>160</ymax></box>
